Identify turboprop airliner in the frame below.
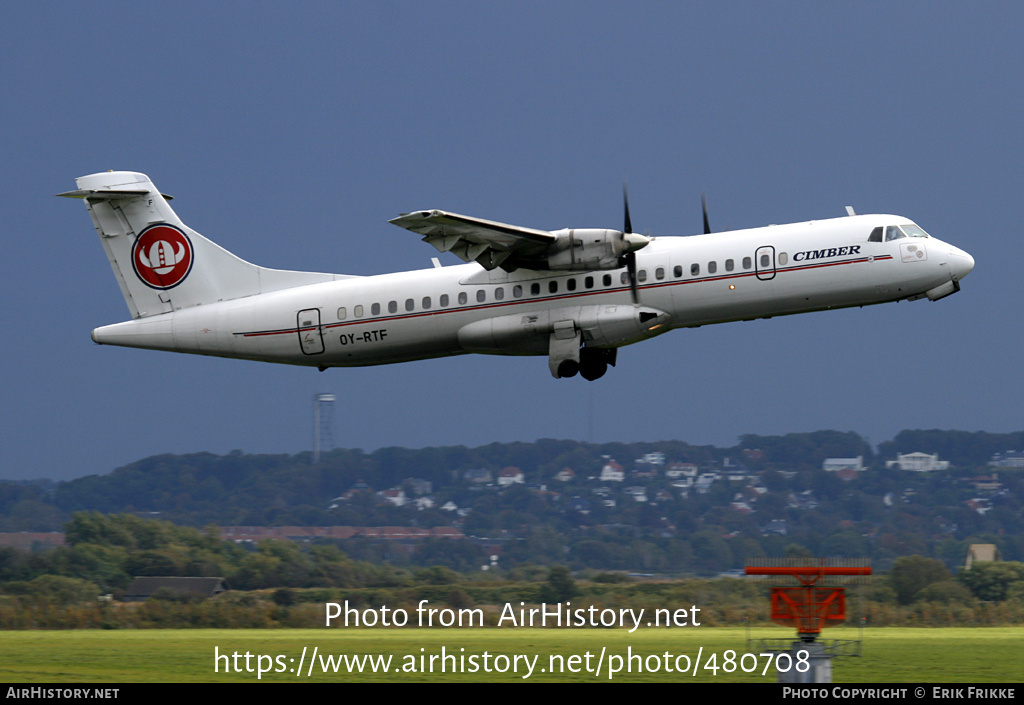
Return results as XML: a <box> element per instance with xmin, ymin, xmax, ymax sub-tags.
<box><xmin>61</xmin><ymin>171</ymin><xmax>974</xmax><ymax>380</ymax></box>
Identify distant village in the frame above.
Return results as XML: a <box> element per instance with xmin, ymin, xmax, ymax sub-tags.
<box><xmin>0</xmin><ymin>435</ymin><xmax>1020</xmax><ymax>572</ymax></box>
<box><xmin>311</xmin><ymin>448</ymin><xmax>1016</xmax><ymax>522</ymax></box>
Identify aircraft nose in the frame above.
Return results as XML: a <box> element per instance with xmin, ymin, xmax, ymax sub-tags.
<box><xmin>948</xmin><ymin>246</ymin><xmax>975</xmax><ymax>281</ymax></box>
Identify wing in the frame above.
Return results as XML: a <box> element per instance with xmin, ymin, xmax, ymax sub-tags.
<box><xmin>389</xmin><ymin>210</ymin><xmax>555</xmax><ymax>271</ymax></box>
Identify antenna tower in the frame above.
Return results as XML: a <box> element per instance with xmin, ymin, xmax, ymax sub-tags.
<box><xmin>313</xmin><ymin>393</ymin><xmax>336</xmax><ymax>463</ymax></box>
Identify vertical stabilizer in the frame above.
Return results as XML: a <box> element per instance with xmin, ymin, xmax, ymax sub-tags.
<box><xmin>61</xmin><ymin>171</ymin><xmax>341</xmax><ymax>319</ymax></box>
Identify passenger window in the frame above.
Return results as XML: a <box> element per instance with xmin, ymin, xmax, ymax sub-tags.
<box><xmin>549</xmin><ymin>281</ymin><xmax>558</xmax><ymax>293</ymax></box>
<box><xmin>354</xmin><ymin>305</ymin><xmax>364</xmax><ymax>318</ymax></box>
<box><xmin>476</xmin><ymin>290</ymin><xmax>486</xmax><ymax>303</ymax></box>
<box><xmin>371</xmin><ymin>303</ymin><xmax>381</xmax><ymax>315</ymax></box>
<box><xmin>725</xmin><ymin>259</ymin><xmax>734</xmax><ymax>272</ymax></box>
<box><xmin>439</xmin><ymin>295</ymin><xmax>449</xmax><ymax>307</ymax></box>
<box><xmin>513</xmin><ymin>285</ymin><xmax>523</xmax><ymax>298</ymax></box>
<box><xmin>458</xmin><ymin>292</ymin><xmax>468</xmax><ymax>305</ymax></box>
<box><xmin>868</xmin><ymin>227</ymin><xmax>883</xmax><ymax>243</ymax></box>
<box><xmin>621</xmin><ymin>271</ymin><xmax>631</xmax><ymax>285</ymax></box>
<box><xmin>779</xmin><ymin>253</ymin><xmax>788</xmax><ymax>265</ymax></box>
<box><xmin>674</xmin><ymin>265</ymin><xmax>683</xmax><ymax>278</ymax></box>
<box><xmin>743</xmin><ymin>256</ymin><xmax>752</xmax><ymax>269</ymax></box>
<box><xmin>388</xmin><ymin>301</ymin><xmax>398</xmax><ymax>313</ymax></box>
<box><xmin>337</xmin><ymin>307</ymin><xmax>346</xmax><ymax>320</ymax></box>
<box><xmin>567</xmin><ymin>278</ymin><xmax>576</xmax><ymax>291</ymax></box>
<box><xmin>531</xmin><ymin>283</ymin><xmax>540</xmax><ymax>296</ymax></box>
<box><xmin>584</xmin><ymin>276</ymin><xmax>594</xmax><ymax>289</ymax></box>
<box><xmin>638</xmin><ymin>269</ymin><xmax>648</xmax><ymax>283</ymax></box>
<box><xmin>495</xmin><ymin>287</ymin><xmax>504</xmax><ymax>300</ymax></box>
<box><xmin>422</xmin><ymin>296</ymin><xmax>431</xmax><ymax>309</ymax></box>
<box><xmin>708</xmin><ymin>261</ymin><xmax>717</xmax><ymax>274</ymax></box>
<box><xmin>405</xmin><ymin>298</ymin><xmax>414</xmax><ymax>312</ymax></box>
<box><xmin>603</xmin><ymin>274</ymin><xmax>612</xmax><ymax>286</ymax></box>
<box><xmin>655</xmin><ymin>267</ymin><xmax>665</xmax><ymax>280</ymax></box>
<box><xmin>691</xmin><ymin>263</ymin><xmax>700</xmax><ymax>276</ymax></box>
<box><xmin>760</xmin><ymin>254</ymin><xmax>770</xmax><ymax>268</ymax></box>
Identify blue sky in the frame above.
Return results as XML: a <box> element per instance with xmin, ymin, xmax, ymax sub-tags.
<box><xmin>2</xmin><ymin>2</ymin><xmax>1020</xmax><ymax>480</ymax></box>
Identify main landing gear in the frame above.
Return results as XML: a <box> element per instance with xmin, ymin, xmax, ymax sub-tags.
<box><xmin>552</xmin><ymin>347</ymin><xmax>617</xmax><ymax>381</ymax></box>
<box><xmin>548</xmin><ymin>319</ymin><xmax>617</xmax><ymax>380</ymax></box>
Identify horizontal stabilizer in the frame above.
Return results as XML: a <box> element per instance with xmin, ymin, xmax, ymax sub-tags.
<box><xmin>57</xmin><ymin>188</ymin><xmax>173</xmax><ymax>201</ymax></box>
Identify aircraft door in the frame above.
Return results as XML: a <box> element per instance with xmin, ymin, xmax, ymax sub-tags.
<box><xmin>755</xmin><ymin>246</ymin><xmax>776</xmax><ymax>281</ymax></box>
<box><xmin>297</xmin><ymin>308</ymin><xmax>325</xmax><ymax>355</ymax></box>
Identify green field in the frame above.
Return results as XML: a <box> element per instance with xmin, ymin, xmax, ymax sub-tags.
<box><xmin>0</xmin><ymin>627</ymin><xmax>1020</xmax><ymax>683</ymax></box>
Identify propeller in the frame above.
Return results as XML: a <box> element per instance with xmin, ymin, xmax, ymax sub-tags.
<box><xmin>620</xmin><ymin>185</ymin><xmax>647</xmax><ymax>303</ymax></box>
<box><xmin>702</xmin><ymin>191</ymin><xmax>711</xmax><ymax>235</ymax></box>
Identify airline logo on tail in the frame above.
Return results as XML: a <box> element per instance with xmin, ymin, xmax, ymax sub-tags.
<box><xmin>132</xmin><ymin>224</ymin><xmax>194</xmax><ymax>289</ymax></box>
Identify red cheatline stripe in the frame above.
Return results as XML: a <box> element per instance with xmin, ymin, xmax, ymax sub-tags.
<box><xmin>236</xmin><ymin>255</ymin><xmax>882</xmax><ymax>338</ymax></box>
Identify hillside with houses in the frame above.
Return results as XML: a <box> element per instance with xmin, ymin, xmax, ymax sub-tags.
<box><xmin>1</xmin><ymin>430</ymin><xmax>1022</xmax><ymax>574</ymax></box>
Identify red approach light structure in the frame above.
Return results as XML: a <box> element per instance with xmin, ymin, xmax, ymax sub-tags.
<box><xmin>745</xmin><ymin>560</ymin><xmax>872</xmax><ymax>641</ymax></box>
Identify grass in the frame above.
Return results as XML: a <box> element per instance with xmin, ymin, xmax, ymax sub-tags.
<box><xmin>0</xmin><ymin>627</ymin><xmax>1020</xmax><ymax>683</ymax></box>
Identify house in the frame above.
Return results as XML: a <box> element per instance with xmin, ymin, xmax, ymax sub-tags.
<box><xmin>600</xmin><ymin>461</ymin><xmax>625</xmax><ymax>482</ymax></box>
<box><xmin>989</xmin><ymin>451</ymin><xmax>1024</xmax><ymax>468</ymax></box>
<box><xmin>694</xmin><ymin>473</ymin><xmax>717</xmax><ymax>494</ymax></box>
<box><xmin>971</xmin><ymin>474</ymin><xmax>1002</xmax><ymax>492</ymax></box>
<box><xmin>885</xmin><ymin>452</ymin><xmax>950</xmax><ymax>472</ymax></box>
<box><xmin>823</xmin><ymin>456</ymin><xmax>864</xmax><ymax>472</ymax></box>
<box><xmin>380</xmin><ymin>489</ymin><xmax>406</xmax><ymax>507</ymax></box>
<box><xmin>497</xmin><ymin>467</ymin><xmax>525</xmax><ymax>486</ymax></box>
<box><xmin>624</xmin><ymin>486</ymin><xmax>648</xmax><ymax>502</ymax></box>
<box><xmin>666</xmin><ymin>463</ymin><xmax>698</xmax><ymax>479</ymax></box>
<box><xmin>742</xmin><ymin>448</ymin><xmax>765</xmax><ymax>462</ymax></box>
<box><xmin>554</xmin><ymin>467</ymin><xmax>575</xmax><ymax>482</ymax></box>
<box><xmin>965</xmin><ymin>544</ymin><xmax>1002</xmax><ymax>569</ymax></box>
<box><xmin>965</xmin><ymin>498</ymin><xmax>991</xmax><ymax>515</ymax></box>
<box><xmin>122</xmin><ymin>577</ymin><xmax>227</xmax><ymax>602</ymax></box>
<box><xmin>835</xmin><ymin>467</ymin><xmax>860</xmax><ymax>482</ymax></box>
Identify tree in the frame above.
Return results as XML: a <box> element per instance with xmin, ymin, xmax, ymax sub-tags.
<box><xmin>539</xmin><ymin>565</ymin><xmax>577</xmax><ymax>602</ymax></box>
<box><xmin>958</xmin><ymin>562</ymin><xmax>1024</xmax><ymax>602</ymax></box>
<box><xmin>889</xmin><ymin>555</ymin><xmax>950</xmax><ymax>605</ymax></box>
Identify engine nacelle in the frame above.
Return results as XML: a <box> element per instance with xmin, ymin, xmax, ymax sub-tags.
<box><xmin>545</xmin><ymin>229</ymin><xmax>650</xmax><ymax>271</ymax></box>
<box><xmin>457</xmin><ymin>304</ymin><xmax>671</xmax><ymax>355</ymax></box>
<box><xmin>577</xmin><ymin>304</ymin><xmax>671</xmax><ymax>348</ymax></box>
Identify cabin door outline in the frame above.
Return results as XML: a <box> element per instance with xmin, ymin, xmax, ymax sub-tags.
<box><xmin>297</xmin><ymin>308</ymin><xmax>325</xmax><ymax>355</ymax></box>
<box><xmin>755</xmin><ymin>245</ymin><xmax>776</xmax><ymax>281</ymax></box>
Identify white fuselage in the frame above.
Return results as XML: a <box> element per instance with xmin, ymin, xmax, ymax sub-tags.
<box><xmin>91</xmin><ymin>213</ymin><xmax>974</xmax><ymax>370</ymax></box>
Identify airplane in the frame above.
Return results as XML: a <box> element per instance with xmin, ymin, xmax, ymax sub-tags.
<box><xmin>61</xmin><ymin>171</ymin><xmax>974</xmax><ymax>381</ymax></box>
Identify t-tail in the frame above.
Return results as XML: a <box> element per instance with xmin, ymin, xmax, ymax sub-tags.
<box><xmin>60</xmin><ymin>171</ymin><xmax>341</xmax><ymax>319</ymax></box>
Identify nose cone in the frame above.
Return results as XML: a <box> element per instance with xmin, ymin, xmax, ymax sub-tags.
<box><xmin>948</xmin><ymin>246</ymin><xmax>975</xmax><ymax>281</ymax></box>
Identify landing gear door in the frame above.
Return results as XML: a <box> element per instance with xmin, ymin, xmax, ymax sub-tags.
<box><xmin>755</xmin><ymin>245</ymin><xmax>776</xmax><ymax>281</ymax></box>
<box><xmin>297</xmin><ymin>308</ymin><xmax>325</xmax><ymax>355</ymax></box>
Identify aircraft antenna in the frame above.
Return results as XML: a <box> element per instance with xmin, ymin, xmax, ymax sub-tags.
<box><xmin>313</xmin><ymin>393</ymin><xmax>336</xmax><ymax>463</ymax></box>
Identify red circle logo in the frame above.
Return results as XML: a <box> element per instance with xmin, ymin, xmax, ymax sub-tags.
<box><xmin>132</xmin><ymin>224</ymin><xmax>194</xmax><ymax>289</ymax></box>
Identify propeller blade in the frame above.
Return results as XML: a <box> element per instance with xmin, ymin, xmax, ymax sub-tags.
<box><xmin>623</xmin><ymin>184</ymin><xmax>633</xmax><ymax>235</ymax></box>
<box><xmin>626</xmin><ymin>252</ymin><xmax>639</xmax><ymax>303</ymax></box>
<box><xmin>702</xmin><ymin>192</ymin><xmax>711</xmax><ymax>235</ymax></box>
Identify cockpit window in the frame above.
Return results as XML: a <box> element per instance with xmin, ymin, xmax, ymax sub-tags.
<box><xmin>884</xmin><ymin>225</ymin><xmax>906</xmax><ymax>242</ymax></box>
<box><xmin>901</xmin><ymin>223</ymin><xmax>930</xmax><ymax>238</ymax></box>
<box><xmin>868</xmin><ymin>227</ymin><xmax>883</xmax><ymax>242</ymax></box>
